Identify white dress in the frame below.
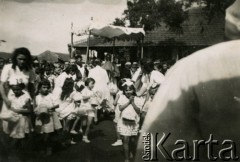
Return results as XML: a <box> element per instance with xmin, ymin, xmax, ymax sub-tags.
<box><xmin>81</xmin><ymin>87</ymin><xmax>96</xmax><ymax>118</ymax></box>
<box><xmin>88</xmin><ymin>65</ymin><xmax>113</xmax><ymax>109</ymax></box>
<box><xmin>55</xmin><ymin>92</ymin><xmax>75</xmax><ymax>120</ymax></box>
<box><xmin>0</xmin><ymin>64</ymin><xmax>35</xmax><ymax>138</ymax></box>
<box><xmin>35</xmin><ymin>93</ymin><xmax>62</xmax><ymax>133</ymax></box>
<box><xmin>117</xmin><ymin>95</ymin><xmax>144</xmax><ymax>136</ymax></box>
<box><xmin>1</xmin><ymin>92</ymin><xmax>33</xmax><ymax>139</ymax></box>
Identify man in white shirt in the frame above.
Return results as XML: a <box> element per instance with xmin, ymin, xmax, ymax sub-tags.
<box><xmin>88</xmin><ymin>58</ymin><xmax>110</xmax><ymax>103</ymax></box>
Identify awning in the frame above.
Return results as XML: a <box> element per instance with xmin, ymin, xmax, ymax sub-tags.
<box><xmin>74</xmin><ymin>23</ymin><xmax>145</xmax><ymax>40</ymax></box>
<box><xmin>89</xmin><ymin>24</ymin><xmax>145</xmax><ymax>40</ymax></box>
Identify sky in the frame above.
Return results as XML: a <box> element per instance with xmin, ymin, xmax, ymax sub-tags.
<box><xmin>0</xmin><ymin>0</ymin><xmax>127</xmax><ymax>55</ymax></box>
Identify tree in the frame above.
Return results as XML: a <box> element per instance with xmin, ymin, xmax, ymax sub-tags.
<box><xmin>200</xmin><ymin>0</ymin><xmax>235</xmax><ymax>21</ymax></box>
<box><xmin>114</xmin><ymin>0</ymin><xmax>187</xmax><ymax>32</ymax></box>
<box><xmin>113</xmin><ymin>0</ymin><xmax>236</xmax><ymax>32</ymax></box>
<box><xmin>112</xmin><ymin>18</ymin><xmax>126</xmax><ymax>26</ymax></box>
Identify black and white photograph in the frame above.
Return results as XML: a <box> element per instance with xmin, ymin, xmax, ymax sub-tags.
<box><xmin>0</xmin><ymin>0</ymin><xmax>240</xmax><ymax>161</ymax></box>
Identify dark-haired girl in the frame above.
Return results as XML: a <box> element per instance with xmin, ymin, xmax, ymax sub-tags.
<box><xmin>34</xmin><ymin>79</ymin><xmax>62</xmax><ymax>155</ymax></box>
<box><xmin>117</xmin><ymin>80</ymin><xmax>144</xmax><ymax>162</ymax></box>
<box><xmin>0</xmin><ymin>47</ymin><xmax>35</xmax><ymax>109</ymax></box>
<box><xmin>80</xmin><ymin>77</ymin><xmax>98</xmax><ymax>143</ymax></box>
<box><xmin>52</xmin><ymin>64</ymin><xmax>78</xmax><ymax>102</ymax></box>
<box><xmin>55</xmin><ymin>78</ymin><xmax>75</xmax><ymax>132</ymax></box>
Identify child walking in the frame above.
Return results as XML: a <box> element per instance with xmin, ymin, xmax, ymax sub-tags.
<box><xmin>111</xmin><ymin>79</ymin><xmax>126</xmax><ymax>146</ymax></box>
<box><xmin>117</xmin><ymin>80</ymin><xmax>144</xmax><ymax>162</ymax></box>
<box><xmin>70</xmin><ymin>73</ymin><xmax>85</xmax><ymax>135</ymax></box>
<box><xmin>34</xmin><ymin>79</ymin><xmax>62</xmax><ymax>155</ymax></box>
<box><xmin>56</xmin><ymin>78</ymin><xmax>75</xmax><ymax>132</ymax></box>
<box><xmin>70</xmin><ymin>91</ymin><xmax>84</xmax><ymax>135</ymax></box>
<box><xmin>80</xmin><ymin>78</ymin><xmax>98</xmax><ymax>143</ymax></box>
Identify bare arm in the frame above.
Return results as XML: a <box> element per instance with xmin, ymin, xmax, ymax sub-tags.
<box><xmin>136</xmin><ymin>84</ymin><xmax>148</xmax><ymax>97</ymax></box>
<box><xmin>11</xmin><ymin>99</ymin><xmax>31</xmax><ymax>114</ymax></box>
<box><xmin>0</xmin><ymin>81</ymin><xmax>11</xmax><ymax>108</ymax></box>
<box><xmin>130</xmin><ymin>99</ymin><xmax>141</xmax><ymax>114</ymax></box>
<box><xmin>82</xmin><ymin>94</ymin><xmax>92</xmax><ymax>100</ymax></box>
<box><xmin>119</xmin><ymin>100</ymin><xmax>130</xmax><ymax>112</ymax></box>
<box><xmin>113</xmin><ymin>93</ymin><xmax>120</xmax><ymax>106</ymax></box>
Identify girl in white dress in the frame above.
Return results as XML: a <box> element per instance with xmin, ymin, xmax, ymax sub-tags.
<box><xmin>55</xmin><ymin>78</ymin><xmax>75</xmax><ymax>132</ymax></box>
<box><xmin>34</xmin><ymin>79</ymin><xmax>62</xmax><ymax>155</ymax></box>
<box><xmin>0</xmin><ymin>81</ymin><xmax>33</xmax><ymax>151</ymax></box>
<box><xmin>117</xmin><ymin>80</ymin><xmax>144</xmax><ymax>162</ymax></box>
<box><xmin>80</xmin><ymin>78</ymin><xmax>97</xmax><ymax>143</ymax></box>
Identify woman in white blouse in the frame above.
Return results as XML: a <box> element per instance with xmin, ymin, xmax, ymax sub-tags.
<box><xmin>0</xmin><ymin>47</ymin><xmax>35</xmax><ymax>109</ymax></box>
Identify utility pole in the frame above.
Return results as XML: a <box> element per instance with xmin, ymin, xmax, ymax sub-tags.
<box><xmin>70</xmin><ymin>22</ymin><xmax>74</xmax><ymax>58</ymax></box>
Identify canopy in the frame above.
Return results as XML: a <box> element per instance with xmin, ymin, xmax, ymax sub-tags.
<box><xmin>89</xmin><ymin>24</ymin><xmax>145</xmax><ymax>40</ymax></box>
<box><xmin>72</xmin><ymin>23</ymin><xmax>145</xmax><ymax>59</ymax></box>
<box><xmin>74</xmin><ymin>23</ymin><xmax>145</xmax><ymax>40</ymax></box>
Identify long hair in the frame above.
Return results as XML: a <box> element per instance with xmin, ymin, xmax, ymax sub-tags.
<box><xmin>60</xmin><ymin>78</ymin><xmax>74</xmax><ymax>100</ymax></box>
<box><xmin>11</xmin><ymin>47</ymin><xmax>33</xmax><ymax>71</ymax></box>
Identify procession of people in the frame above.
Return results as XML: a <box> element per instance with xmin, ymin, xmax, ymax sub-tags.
<box><xmin>0</xmin><ymin>48</ymin><xmax>167</xmax><ymax>162</ymax></box>
<box><xmin>1</xmin><ymin>0</ymin><xmax>239</xmax><ymax>161</ymax></box>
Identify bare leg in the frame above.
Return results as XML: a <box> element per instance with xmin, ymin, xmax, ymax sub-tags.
<box><xmin>65</xmin><ymin>119</ymin><xmax>71</xmax><ymax>132</ymax></box>
<box><xmin>84</xmin><ymin>116</ymin><xmax>93</xmax><ymax>137</ymax></box>
<box><xmin>79</xmin><ymin>116</ymin><xmax>86</xmax><ymax>133</ymax></box>
<box><xmin>62</xmin><ymin>119</ymin><xmax>66</xmax><ymax>131</ymax></box>
<box><xmin>94</xmin><ymin>109</ymin><xmax>98</xmax><ymax>123</ymax></box>
<box><xmin>111</xmin><ymin>123</ymin><xmax>123</xmax><ymax>146</ymax></box>
<box><xmin>43</xmin><ymin>133</ymin><xmax>52</xmax><ymax>155</ymax></box>
<box><xmin>129</xmin><ymin>136</ymin><xmax>137</xmax><ymax>158</ymax></box>
<box><xmin>122</xmin><ymin>136</ymin><xmax>130</xmax><ymax>161</ymax></box>
<box><xmin>115</xmin><ymin>124</ymin><xmax>121</xmax><ymax>140</ymax></box>
<box><xmin>70</xmin><ymin>117</ymin><xmax>80</xmax><ymax>132</ymax></box>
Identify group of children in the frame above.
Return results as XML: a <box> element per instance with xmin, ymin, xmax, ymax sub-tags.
<box><xmin>0</xmin><ymin>75</ymin><xmax>100</xmax><ymax>156</ymax></box>
<box><xmin>0</xmin><ymin>64</ymin><xmax>160</xmax><ymax>162</ymax></box>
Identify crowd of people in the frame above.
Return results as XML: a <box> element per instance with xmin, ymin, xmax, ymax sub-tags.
<box><xmin>0</xmin><ymin>47</ymin><xmax>171</xmax><ymax>162</ymax></box>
